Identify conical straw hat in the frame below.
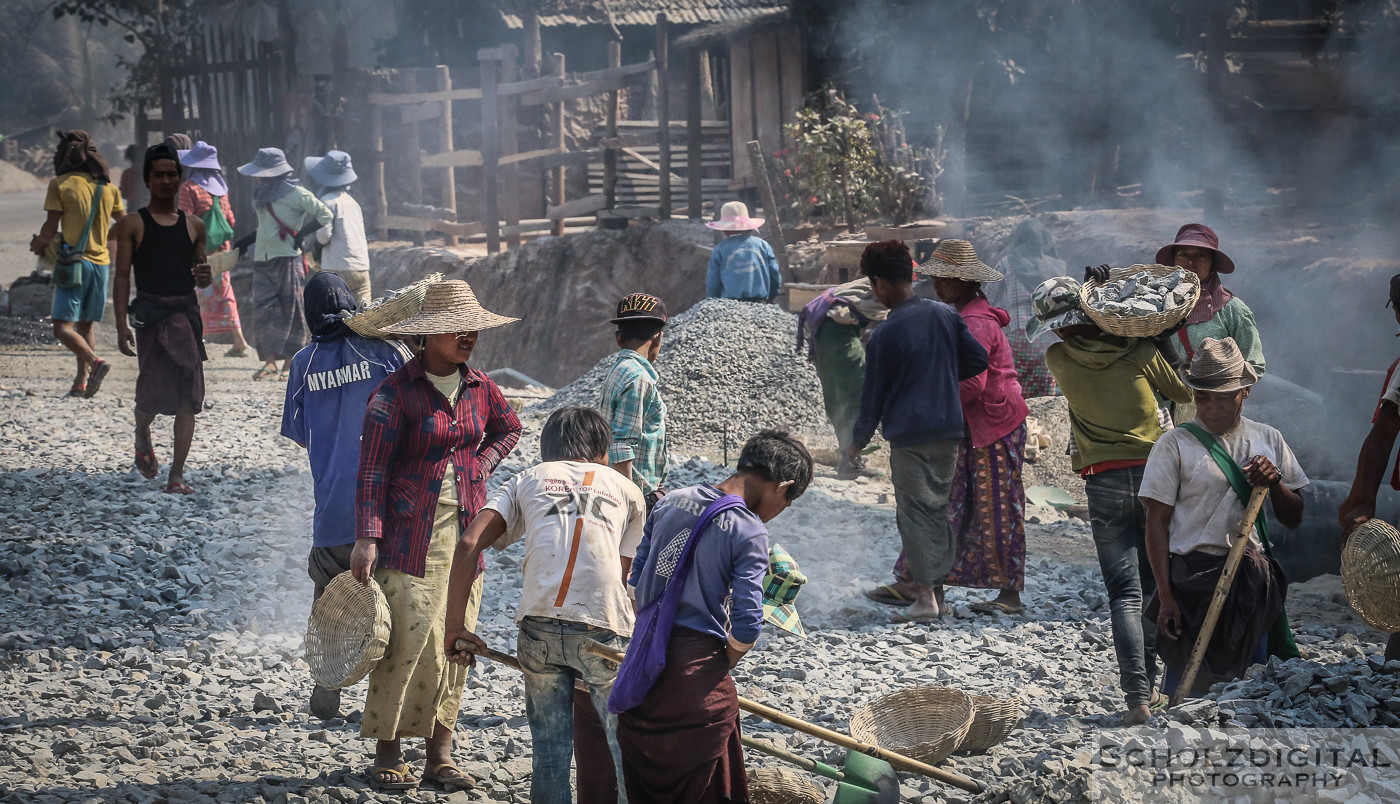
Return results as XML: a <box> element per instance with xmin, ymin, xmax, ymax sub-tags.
<box><xmin>1182</xmin><ymin>337</ymin><xmax>1257</xmax><ymax>392</ymax></box>
<box><xmin>383</xmin><ymin>279</ymin><xmax>519</xmax><ymax>334</ymax></box>
<box><xmin>916</xmin><ymin>239</ymin><xmax>1003</xmax><ymax>283</ymax></box>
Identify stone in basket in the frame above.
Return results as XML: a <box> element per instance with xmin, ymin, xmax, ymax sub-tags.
<box><xmin>305</xmin><ymin>572</ymin><xmax>393</xmax><ymax>690</ymax></box>
<box><xmin>849</xmin><ymin>686</ymin><xmax>974</xmax><ymax>765</ymax></box>
<box><xmin>344</xmin><ymin>272</ymin><xmax>444</xmax><ymax>339</ymax></box>
<box><xmin>1341</xmin><ymin>519</ymin><xmax>1400</xmax><ymax>633</ymax></box>
<box><xmin>1079</xmin><ymin>264</ymin><xmax>1201</xmax><ymax>338</ymax></box>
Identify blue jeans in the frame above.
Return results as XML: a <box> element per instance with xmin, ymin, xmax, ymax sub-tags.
<box><xmin>518</xmin><ymin>617</ymin><xmax>629</xmax><ymax>804</ymax></box>
<box><xmin>1084</xmin><ymin>466</ymin><xmax>1158</xmax><ymax>709</ymax></box>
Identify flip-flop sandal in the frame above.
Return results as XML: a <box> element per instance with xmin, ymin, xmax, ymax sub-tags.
<box><xmin>863</xmin><ymin>584</ymin><xmax>915</xmax><ymax>608</ymax></box>
<box><xmin>423</xmin><ymin>763</ymin><xmax>476</xmax><ymax>791</ymax></box>
<box><xmin>969</xmin><ymin>600</ymin><xmax>1025</xmax><ymax>615</ymax></box>
<box><xmin>68</xmin><ymin>385</ymin><xmax>86</xmax><ymax>398</ymax></box>
<box><xmin>252</xmin><ymin>366</ymin><xmax>278</xmax><ymax>381</ymax></box>
<box><xmin>135</xmin><ymin>448</ymin><xmax>160</xmax><ymax>479</ymax></box>
<box><xmin>891</xmin><ymin>610</ymin><xmax>941</xmax><ymax>624</ymax></box>
<box><xmin>367</xmin><ymin>763</ymin><xmax>419</xmax><ymax>791</ymax></box>
<box><xmin>1149</xmin><ymin>691</ymin><xmax>1170</xmax><ymax>712</ymax></box>
<box><xmin>84</xmin><ymin>360</ymin><xmax>111</xmax><ymax>398</ymax></box>
<box><xmin>224</xmin><ymin>346</ymin><xmax>250</xmax><ymax>358</ymax></box>
<box><xmin>164</xmin><ymin>481</ymin><xmax>195</xmax><ymax>495</ymax></box>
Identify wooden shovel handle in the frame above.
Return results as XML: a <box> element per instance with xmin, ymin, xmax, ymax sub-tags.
<box><xmin>1170</xmin><ymin>485</ymin><xmax>1270</xmax><ymax>706</ymax></box>
<box><xmin>580</xmin><ymin>640</ymin><xmax>984</xmax><ymax>793</ymax></box>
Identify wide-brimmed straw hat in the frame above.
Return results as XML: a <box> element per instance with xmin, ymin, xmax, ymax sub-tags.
<box><xmin>916</xmin><ymin>239</ymin><xmax>1003</xmax><ymax>283</ymax></box>
<box><xmin>383</xmin><ymin>279</ymin><xmax>519</xmax><ymax>335</ymax></box>
<box><xmin>1182</xmin><ymin>337</ymin><xmax>1257</xmax><ymax>392</ymax></box>
<box><xmin>304</xmin><ymin>150</ymin><xmax>358</xmax><ymax>188</ymax></box>
<box><xmin>706</xmin><ymin>200</ymin><xmax>764</xmax><ymax>231</ymax></box>
<box><xmin>237</xmin><ymin>147</ymin><xmax>294</xmax><ymax>178</ymax></box>
<box><xmin>178</xmin><ymin>141</ymin><xmax>222</xmax><ymax>170</ymax></box>
<box><xmin>1155</xmin><ymin>223</ymin><xmax>1236</xmax><ymax>275</ymax></box>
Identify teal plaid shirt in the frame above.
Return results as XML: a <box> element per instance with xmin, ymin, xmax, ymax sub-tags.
<box><xmin>599</xmin><ymin>349</ymin><xmax>668</xmax><ymax>495</ymax></box>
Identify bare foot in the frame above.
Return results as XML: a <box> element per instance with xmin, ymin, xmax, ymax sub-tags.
<box><xmin>1125</xmin><ymin>704</ymin><xmax>1152</xmax><ymax>724</ymax></box>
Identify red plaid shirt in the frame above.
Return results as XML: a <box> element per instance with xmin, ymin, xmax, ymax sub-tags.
<box><xmin>357</xmin><ymin>358</ymin><xmax>521</xmax><ymax>577</ymax></box>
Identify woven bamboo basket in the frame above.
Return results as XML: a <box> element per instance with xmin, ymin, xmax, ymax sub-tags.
<box><xmin>747</xmin><ymin>768</ymin><xmax>823</xmax><ymax>804</ymax></box>
<box><xmin>849</xmin><ymin>686</ymin><xmax>975</xmax><ymax>765</ymax></box>
<box><xmin>957</xmin><ymin>695</ymin><xmax>1024</xmax><ymax>752</ymax></box>
<box><xmin>305</xmin><ymin>572</ymin><xmax>393</xmax><ymax>690</ymax></box>
<box><xmin>1341</xmin><ymin>519</ymin><xmax>1400</xmax><ymax>632</ymax></box>
<box><xmin>344</xmin><ymin>272</ymin><xmax>444</xmax><ymax>339</ymax></box>
<box><xmin>1079</xmin><ymin>264</ymin><xmax>1201</xmax><ymax>338</ymax></box>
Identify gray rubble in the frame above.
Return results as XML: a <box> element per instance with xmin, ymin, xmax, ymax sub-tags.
<box><xmin>1084</xmin><ymin>267</ymin><xmax>1194</xmax><ymax>315</ymax></box>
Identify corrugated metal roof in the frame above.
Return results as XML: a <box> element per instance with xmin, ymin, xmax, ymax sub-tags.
<box><xmin>499</xmin><ymin>0</ymin><xmax>788</xmax><ymax>29</ymax></box>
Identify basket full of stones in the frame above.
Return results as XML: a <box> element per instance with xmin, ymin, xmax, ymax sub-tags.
<box><xmin>1079</xmin><ymin>264</ymin><xmax>1201</xmax><ymax>338</ymax></box>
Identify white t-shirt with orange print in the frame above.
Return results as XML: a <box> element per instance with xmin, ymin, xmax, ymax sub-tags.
<box><xmin>485</xmin><ymin>460</ymin><xmax>646</xmax><ymax>635</ymax></box>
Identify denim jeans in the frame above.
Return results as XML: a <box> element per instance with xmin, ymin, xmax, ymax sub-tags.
<box><xmin>1084</xmin><ymin>466</ymin><xmax>1158</xmax><ymax>709</ymax></box>
<box><xmin>518</xmin><ymin>616</ymin><xmax>629</xmax><ymax>804</ymax></box>
<box><xmin>889</xmin><ymin>439</ymin><xmax>961</xmax><ymax>587</ymax></box>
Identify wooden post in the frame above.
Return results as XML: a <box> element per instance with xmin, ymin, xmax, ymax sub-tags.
<box><xmin>481</xmin><ymin>50</ymin><xmax>501</xmax><ymax>254</ymax></box>
<box><xmin>436</xmin><ymin>65</ymin><xmax>458</xmax><ymax>246</ymax></box>
<box><xmin>372</xmin><ymin>75</ymin><xmax>388</xmax><ymax>241</ymax></box>
<box><xmin>603</xmin><ymin>40</ymin><xmax>622</xmax><ymax>211</ymax></box>
<box><xmin>501</xmin><ymin>45</ymin><xmax>521</xmax><ymax>249</ymax></box>
<box><xmin>550</xmin><ymin>53</ymin><xmax>567</xmax><ymax>237</ymax></box>
<box><xmin>746</xmin><ymin>140</ymin><xmax>791</xmax><ymax>279</ymax></box>
<box><xmin>656</xmin><ymin>13</ymin><xmax>671</xmax><ymax>220</ymax></box>
<box><xmin>1202</xmin><ymin>0</ymin><xmax>1228</xmax><ymax>219</ymax></box>
<box><xmin>524</xmin><ymin>9</ymin><xmax>541</xmax><ymax>79</ymax></box>
<box><xmin>686</xmin><ymin>47</ymin><xmax>703</xmax><ymax>220</ymax></box>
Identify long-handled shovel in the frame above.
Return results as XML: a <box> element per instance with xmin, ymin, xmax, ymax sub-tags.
<box><xmin>455</xmin><ymin>640</ymin><xmax>901</xmax><ymax>803</ymax></box>
<box><xmin>580</xmin><ymin>640</ymin><xmax>984</xmax><ymax>794</ymax></box>
<box><xmin>1170</xmin><ymin>485</ymin><xmax>1269</xmax><ymax>706</ymax></box>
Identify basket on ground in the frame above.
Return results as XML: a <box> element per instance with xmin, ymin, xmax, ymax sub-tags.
<box><xmin>345</xmin><ymin>272</ymin><xmax>444</xmax><ymax>338</ymax></box>
<box><xmin>849</xmin><ymin>686</ymin><xmax>974</xmax><ymax>765</ymax></box>
<box><xmin>957</xmin><ymin>695</ymin><xmax>1024</xmax><ymax>752</ymax></box>
<box><xmin>1079</xmin><ymin>264</ymin><xmax>1201</xmax><ymax>338</ymax></box>
<box><xmin>305</xmin><ymin>571</ymin><xmax>393</xmax><ymax>689</ymax></box>
<box><xmin>747</xmin><ymin>768</ymin><xmax>823</xmax><ymax>804</ymax></box>
<box><xmin>1341</xmin><ymin>519</ymin><xmax>1400</xmax><ymax>632</ymax></box>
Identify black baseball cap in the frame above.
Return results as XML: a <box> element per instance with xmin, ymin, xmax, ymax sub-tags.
<box><xmin>609</xmin><ymin>293</ymin><xmax>667</xmax><ymax>325</ymax></box>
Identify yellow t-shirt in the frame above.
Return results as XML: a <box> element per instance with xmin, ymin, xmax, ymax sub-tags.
<box><xmin>427</xmin><ymin>370</ymin><xmax>462</xmax><ymax>506</ymax></box>
<box><xmin>44</xmin><ymin>173</ymin><xmax>124</xmax><ymax>265</ymax></box>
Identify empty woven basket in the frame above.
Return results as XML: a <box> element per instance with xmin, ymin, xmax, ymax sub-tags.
<box><xmin>849</xmin><ymin>686</ymin><xmax>974</xmax><ymax>765</ymax></box>
<box><xmin>306</xmin><ymin>572</ymin><xmax>393</xmax><ymax>690</ymax></box>
<box><xmin>957</xmin><ymin>695</ymin><xmax>1024</xmax><ymax>752</ymax></box>
<box><xmin>748</xmin><ymin>768</ymin><xmax>823</xmax><ymax>804</ymax></box>
<box><xmin>1342</xmin><ymin>519</ymin><xmax>1400</xmax><ymax>632</ymax></box>
<box><xmin>1079</xmin><ymin>264</ymin><xmax>1201</xmax><ymax>338</ymax></box>
<box><xmin>345</xmin><ymin>272</ymin><xmax>444</xmax><ymax>339</ymax></box>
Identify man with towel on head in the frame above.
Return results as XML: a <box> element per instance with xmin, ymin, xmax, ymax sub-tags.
<box><xmin>304</xmin><ymin>150</ymin><xmax>374</xmax><ymax>305</ymax></box>
<box><xmin>111</xmin><ymin>143</ymin><xmax>212</xmax><ymax>494</ymax></box>
<box><xmin>1140</xmin><ymin>337</ymin><xmax>1307</xmax><ymax>698</ymax></box>
<box><xmin>281</xmin><ymin>271</ymin><xmax>410</xmax><ymax>718</ymax></box>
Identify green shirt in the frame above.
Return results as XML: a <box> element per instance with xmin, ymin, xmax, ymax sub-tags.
<box><xmin>253</xmin><ymin>186</ymin><xmax>333</xmax><ymax>262</ymax></box>
<box><xmin>1182</xmin><ymin>297</ymin><xmax>1265</xmax><ymax>376</ymax></box>
<box><xmin>1045</xmin><ymin>336</ymin><xmax>1194</xmax><ymax>471</ymax></box>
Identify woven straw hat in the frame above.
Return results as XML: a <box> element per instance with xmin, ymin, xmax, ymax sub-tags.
<box><xmin>1182</xmin><ymin>337</ymin><xmax>1257</xmax><ymax>392</ymax></box>
<box><xmin>916</xmin><ymin>239</ymin><xmax>1003</xmax><ymax>283</ymax></box>
<box><xmin>383</xmin><ymin>279</ymin><xmax>519</xmax><ymax>335</ymax></box>
<box><xmin>1342</xmin><ymin>519</ymin><xmax>1400</xmax><ymax>632</ymax></box>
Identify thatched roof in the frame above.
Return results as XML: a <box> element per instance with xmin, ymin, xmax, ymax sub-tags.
<box><xmin>496</xmin><ymin>0</ymin><xmax>788</xmax><ymax>29</ymax></box>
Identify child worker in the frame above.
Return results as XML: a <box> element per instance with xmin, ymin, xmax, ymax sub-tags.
<box><xmin>705</xmin><ymin>201</ymin><xmax>782</xmax><ymax>302</ymax></box>
<box><xmin>445</xmin><ymin>406</ymin><xmax>647</xmax><ymax>804</ymax></box>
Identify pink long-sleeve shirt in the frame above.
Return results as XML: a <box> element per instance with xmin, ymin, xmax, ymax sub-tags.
<box><xmin>958</xmin><ymin>297</ymin><xmax>1030</xmax><ymax>448</ymax></box>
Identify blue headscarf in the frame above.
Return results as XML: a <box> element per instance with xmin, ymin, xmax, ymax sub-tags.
<box><xmin>303</xmin><ymin>271</ymin><xmax>357</xmax><ymax>342</ymax></box>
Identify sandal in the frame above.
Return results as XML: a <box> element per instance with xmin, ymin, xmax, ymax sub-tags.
<box><xmin>84</xmin><ymin>360</ymin><xmax>111</xmax><ymax>399</ymax></box>
<box><xmin>164</xmin><ymin>481</ymin><xmax>195</xmax><ymax>495</ymax></box>
<box><xmin>224</xmin><ymin>346</ymin><xmax>250</xmax><ymax>358</ymax></box>
<box><xmin>135</xmin><ymin>448</ymin><xmax>160</xmax><ymax>479</ymax></box>
<box><xmin>252</xmin><ymin>366</ymin><xmax>278</xmax><ymax>381</ymax></box>
<box><xmin>366</xmin><ymin>763</ymin><xmax>419</xmax><ymax>791</ymax></box>
<box><xmin>423</xmin><ymin>763</ymin><xmax>476</xmax><ymax>792</ymax></box>
<box><xmin>969</xmin><ymin>600</ymin><xmax>1025</xmax><ymax>615</ymax></box>
<box><xmin>68</xmin><ymin>385</ymin><xmax>86</xmax><ymax>398</ymax></box>
<box><xmin>864</xmin><ymin>584</ymin><xmax>915</xmax><ymax>608</ymax></box>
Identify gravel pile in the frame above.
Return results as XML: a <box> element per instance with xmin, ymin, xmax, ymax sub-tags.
<box><xmin>0</xmin><ymin>316</ymin><xmax>56</xmax><ymax>347</ymax></box>
<box><xmin>533</xmin><ymin>298</ymin><xmax>831</xmax><ymax>453</ymax></box>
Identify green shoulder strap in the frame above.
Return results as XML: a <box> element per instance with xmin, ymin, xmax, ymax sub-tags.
<box><xmin>1176</xmin><ymin>420</ymin><xmax>1300</xmax><ymax>660</ymax></box>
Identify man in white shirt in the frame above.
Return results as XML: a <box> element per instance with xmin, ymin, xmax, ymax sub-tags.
<box><xmin>1140</xmin><ymin>337</ymin><xmax>1307</xmax><ymax>697</ymax></box>
<box><xmin>304</xmin><ymin>150</ymin><xmax>372</xmax><ymax>304</ymax></box>
<box><xmin>445</xmin><ymin>406</ymin><xmax>645</xmax><ymax>804</ymax></box>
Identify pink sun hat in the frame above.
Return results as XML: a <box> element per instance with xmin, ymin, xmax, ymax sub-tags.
<box><xmin>706</xmin><ymin>201</ymin><xmax>765</xmax><ymax>232</ymax></box>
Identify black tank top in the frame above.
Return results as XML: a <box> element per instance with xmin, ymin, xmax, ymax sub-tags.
<box><xmin>134</xmin><ymin>208</ymin><xmax>197</xmax><ymax>296</ymax></box>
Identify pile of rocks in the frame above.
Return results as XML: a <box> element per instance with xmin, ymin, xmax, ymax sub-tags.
<box><xmin>1083</xmin><ymin>267</ymin><xmax>1194</xmax><ymax>316</ymax></box>
<box><xmin>533</xmin><ymin>298</ymin><xmax>831</xmax><ymax>452</ymax></box>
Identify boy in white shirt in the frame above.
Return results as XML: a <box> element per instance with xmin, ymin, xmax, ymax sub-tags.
<box><xmin>446</xmin><ymin>406</ymin><xmax>645</xmax><ymax>804</ymax></box>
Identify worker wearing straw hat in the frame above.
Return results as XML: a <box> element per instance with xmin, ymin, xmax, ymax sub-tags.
<box><xmin>871</xmin><ymin>240</ymin><xmax>1031</xmax><ymax>616</ymax></box>
<box><xmin>706</xmin><ymin>201</ymin><xmax>782</xmax><ymax>302</ymax></box>
<box><xmin>351</xmin><ymin>279</ymin><xmax>522</xmax><ymax>791</ymax></box>
<box><xmin>1338</xmin><ymin>273</ymin><xmax>1400</xmax><ymax>662</ymax></box>
<box><xmin>1139</xmin><ymin>337</ymin><xmax>1307</xmax><ymax>697</ymax></box>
